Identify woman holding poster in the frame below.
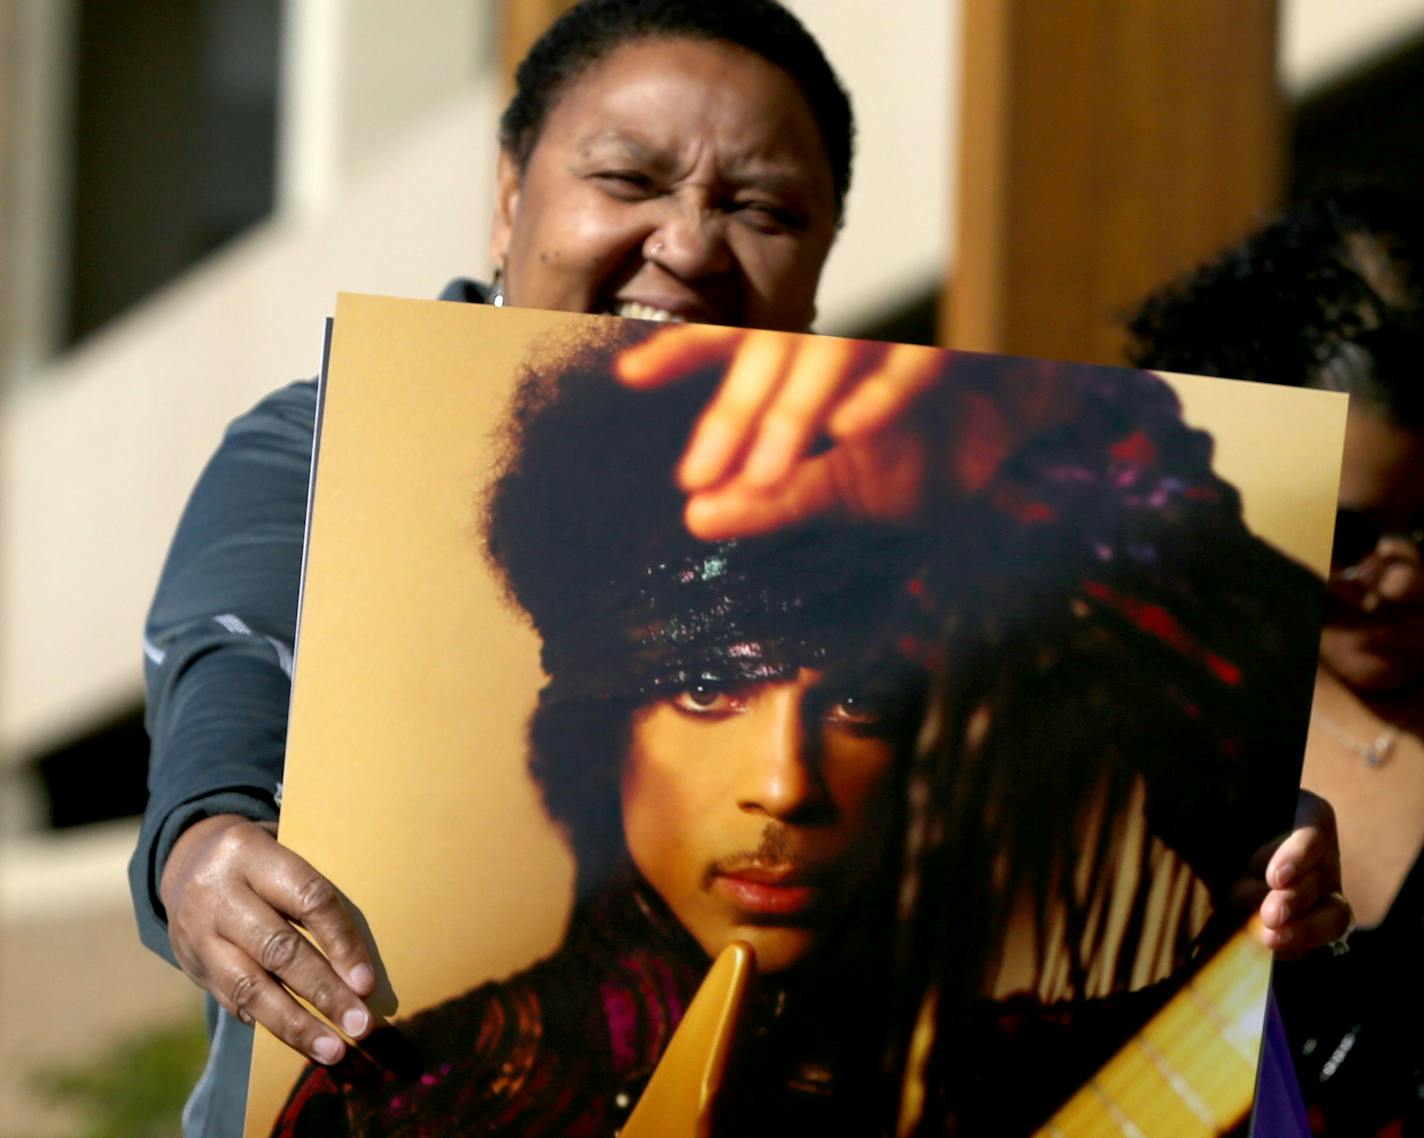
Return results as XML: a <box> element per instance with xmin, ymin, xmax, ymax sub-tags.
<box><xmin>1130</xmin><ymin>185</ymin><xmax>1424</xmax><ymax>1138</ymax></box>
<box><xmin>133</xmin><ymin>2</ymin><xmax>1348</xmax><ymax>1135</ymax></box>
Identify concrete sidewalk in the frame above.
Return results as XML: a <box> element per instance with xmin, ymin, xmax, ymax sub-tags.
<box><xmin>2</xmin><ymin>819</ymin><xmax>202</xmax><ymax>1137</ymax></box>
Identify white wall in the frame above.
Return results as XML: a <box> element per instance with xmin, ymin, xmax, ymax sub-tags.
<box><xmin>279</xmin><ymin>0</ymin><xmax>496</xmax><ymax>215</ymax></box>
<box><xmin>786</xmin><ymin>0</ymin><xmax>955</xmax><ymax>331</ymax></box>
<box><xmin>0</xmin><ymin>81</ymin><xmax>500</xmax><ymax>761</ymax></box>
<box><xmin>4</xmin><ymin>0</ymin><xmax>76</xmax><ymax>381</ymax></box>
<box><xmin>1281</xmin><ymin>0</ymin><xmax>1424</xmax><ymax>94</ymax></box>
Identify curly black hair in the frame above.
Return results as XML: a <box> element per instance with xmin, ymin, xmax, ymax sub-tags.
<box><xmin>1127</xmin><ymin>184</ymin><xmax>1424</xmax><ymax>426</ymax></box>
<box><xmin>882</xmin><ymin>359</ymin><xmax>1325</xmax><ymax>1135</ymax></box>
<box><xmin>499</xmin><ymin>0</ymin><xmax>855</xmax><ymax>216</ymax></box>
<box><xmin>483</xmin><ymin>322</ymin><xmax>703</xmax><ymax>892</ymax></box>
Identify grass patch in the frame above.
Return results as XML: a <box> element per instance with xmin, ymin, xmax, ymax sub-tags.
<box><xmin>29</xmin><ymin>1012</ymin><xmax>208</xmax><ymax>1138</ymax></box>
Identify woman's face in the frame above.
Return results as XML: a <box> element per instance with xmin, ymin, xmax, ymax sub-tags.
<box><xmin>490</xmin><ymin>37</ymin><xmax>839</xmax><ymax>332</ymax></box>
<box><xmin>1322</xmin><ymin>408</ymin><xmax>1424</xmax><ymax>693</ymax></box>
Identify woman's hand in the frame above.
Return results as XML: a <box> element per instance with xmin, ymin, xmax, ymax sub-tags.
<box><xmin>617</xmin><ymin>326</ymin><xmax>943</xmax><ymax>539</ymax></box>
<box><xmin>160</xmin><ymin>815</ymin><xmax>376</xmax><ymax>1063</ymax></box>
<box><xmin>1245</xmin><ymin>790</ymin><xmax>1353</xmax><ymax>959</ymax></box>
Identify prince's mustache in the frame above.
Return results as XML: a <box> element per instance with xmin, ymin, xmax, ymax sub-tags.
<box><xmin>703</xmin><ymin>824</ymin><xmax>818</xmax><ymax>886</ymax></box>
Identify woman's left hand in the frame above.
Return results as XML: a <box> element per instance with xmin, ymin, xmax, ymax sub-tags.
<box><xmin>1246</xmin><ymin>790</ymin><xmax>1353</xmax><ymax>959</ymax></box>
<box><xmin>617</xmin><ymin>325</ymin><xmax>943</xmax><ymax>539</ymax></box>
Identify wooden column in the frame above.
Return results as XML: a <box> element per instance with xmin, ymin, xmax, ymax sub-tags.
<box><xmin>946</xmin><ymin>0</ymin><xmax>1281</xmax><ymax>365</ymax></box>
<box><xmin>501</xmin><ymin>0</ymin><xmax>579</xmax><ymax>94</ymax></box>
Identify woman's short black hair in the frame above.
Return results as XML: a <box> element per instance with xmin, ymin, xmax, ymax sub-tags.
<box><xmin>499</xmin><ymin>0</ymin><xmax>855</xmax><ymax>215</ymax></box>
<box><xmin>1126</xmin><ymin>184</ymin><xmax>1424</xmax><ymax>427</ymax></box>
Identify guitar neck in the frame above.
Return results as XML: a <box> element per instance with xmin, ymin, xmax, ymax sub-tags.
<box><xmin>1036</xmin><ymin>923</ymin><xmax>1271</xmax><ymax>1137</ymax></box>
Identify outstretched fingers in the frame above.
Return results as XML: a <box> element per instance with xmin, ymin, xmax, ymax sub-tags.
<box><xmin>614</xmin><ymin>323</ymin><xmax>942</xmax><ymax>537</ymax></box>
<box><xmin>678</xmin><ymin>332</ymin><xmax>797</xmax><ymax>490</ymax></box>
<box><xmin>685</xmin><ymin>453</ymin><xmax>843</xmax><ymax>540</ymax></box>
<box><xmin>739</xmin><ymin>336</ymin><xmax>868</xmax><ymax>488</ymax></box>
<box><xmin>825</xmin><ymin>343</ymin><xmax>943</xmax><ymax>439</ymax></box>
<box><xmin>614</xmin><ymin>324</ymin><xmax>746</xmax><ymax>388</ymax></box>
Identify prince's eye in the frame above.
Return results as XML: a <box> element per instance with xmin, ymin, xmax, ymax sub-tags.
<box><xmin>672</xmin><ymin>685</ymin><xmax>741</xmax><ymax>715</ymax></box>
<box><xmin>826</xmin><ymin>694</ymin><xmax>885</xmax><ymax>726</ymax></box>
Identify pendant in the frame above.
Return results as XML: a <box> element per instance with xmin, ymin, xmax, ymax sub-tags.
<box><xmin>1364</xmin><ymin>733</ymin><xmax>1396</xmax><ymax>768</ymax></box>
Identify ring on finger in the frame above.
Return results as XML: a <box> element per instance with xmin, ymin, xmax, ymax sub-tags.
<box><xmin>1327</xmin><ymin>891</ymin><xmax>1355</xmax><ymax>957</ymax></box>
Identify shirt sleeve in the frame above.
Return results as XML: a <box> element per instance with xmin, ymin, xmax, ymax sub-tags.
<box><xmin>128</xmin><ymin>379</ymin><xmax>319</xmax><ymax>964</ymax></box>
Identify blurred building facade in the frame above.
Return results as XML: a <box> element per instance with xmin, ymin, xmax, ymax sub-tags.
<box><xmin>3</xmin><ymin>0</ymin><xmax>1424</xmax><ymax>1132</ymax></box>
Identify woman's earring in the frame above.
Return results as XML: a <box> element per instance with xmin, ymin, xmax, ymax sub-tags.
<box><xmin>490</xmin><ymin>267</ymin><xmax>506</xmax><ymax>308</ymax></box>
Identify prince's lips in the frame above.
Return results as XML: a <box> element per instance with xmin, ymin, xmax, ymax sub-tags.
<box><xmin>712</xmin><ymin>868</ymin><xmax>824</xmax><ymax>918</ymax></box>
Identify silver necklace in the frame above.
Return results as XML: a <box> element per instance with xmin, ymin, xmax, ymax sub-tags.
<box><xmin>1311</xmin><ymin>708</ymin><xmax>1401</xmax><ymax>768</ymax></box>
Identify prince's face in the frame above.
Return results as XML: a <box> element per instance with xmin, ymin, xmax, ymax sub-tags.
<box><xmin>620</xmin><ymin>667</ymin><xmax>909</xmax><ymax>973</ymax></box>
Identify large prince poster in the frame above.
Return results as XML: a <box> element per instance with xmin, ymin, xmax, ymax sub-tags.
<box><xmin>246</xmin><ymin>294</ymin><xmax>1345</xmax><ymax>1137</ymax></box>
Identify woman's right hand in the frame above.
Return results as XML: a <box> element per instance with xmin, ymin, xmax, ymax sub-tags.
<box><xmin>160</xmin><ymin>814</ymin><xmax>375</xmax><ymax>1064</ymax></box>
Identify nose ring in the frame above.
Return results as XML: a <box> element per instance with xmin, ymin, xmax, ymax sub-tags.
<box><xmin>648</xmin><ymin>241</ymin><xmax>665</xmax><ymax>258</ymax></box>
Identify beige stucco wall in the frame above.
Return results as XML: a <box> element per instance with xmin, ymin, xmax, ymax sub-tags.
<box><xmin>1</xmin><ymin>79</ymin><xmax>500</xmax><ymax>763</ymax></box>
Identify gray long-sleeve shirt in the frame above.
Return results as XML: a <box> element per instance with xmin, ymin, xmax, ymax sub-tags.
<box><xmin>132</xmin><ymin>377</ymin><xmax>315</xmax><ymax>962</ymax></box>
<box><xmin>130</xmin><ymin>280</ymin><xmax>484</xmax><ymax>1138</ymax></box>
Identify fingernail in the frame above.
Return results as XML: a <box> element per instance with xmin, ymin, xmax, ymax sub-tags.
<box><xmin>1275</xmin><ymin>927</ymin><xmax>1294</xmax><ymax>948</ymax></box>
<box><xmin>349</xmin><ymin>964</ymin><xmax>374</xmax><ymax>993</ymax></box>
<box><xmin>1274</xmin><ymin>861</ymin><xmax>1295</xmax><ymax>888</ymax></box>
<box><xmin>314</xmin><ymin>1036</ymin><xmax>342</xmax><ymax>1064</ymax></box>
<box><xmin>1276</xmin><ymin>899</ymin><xmax>1291</xmax><ymax>924</ymax></box>
<box><xmin>342</xmin><ymin>1008</ymin><xmax>369</xmax><ymax>1037</ymax></box>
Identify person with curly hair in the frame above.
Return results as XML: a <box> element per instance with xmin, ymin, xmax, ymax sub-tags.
<box><xmin>1130</xmin><ymin>185</ymin><xmax>1424</xmax><ymax>1137</ymax></box>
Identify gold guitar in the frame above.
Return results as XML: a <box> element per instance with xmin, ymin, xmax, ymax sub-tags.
<box><xmin>621</xmin><ymin>941</ymin><xmax>756</xmax><ymax>1138</ymax></box>
<box><xmin>622</xmin><ymin>922</ymin><xmax>1271</xmax><ymax>1138</ymax></box>
<box><xmin>1029</xmin><ymin>922</ymin><xmax>1271</xmax><ymax>1137</ymax></box>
